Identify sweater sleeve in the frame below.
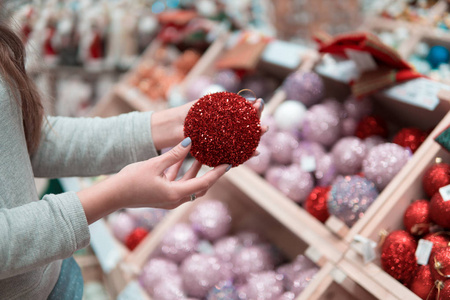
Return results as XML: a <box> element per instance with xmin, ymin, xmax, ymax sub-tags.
<box><xmin>0</xmin><ymin>192</ymin><xmax>89</xmax><ymax>279</ymax></box>
<box><xmin>31</xmin><ymin>112</ymin><xmax>159</xmax><ymax>178</ymax></box>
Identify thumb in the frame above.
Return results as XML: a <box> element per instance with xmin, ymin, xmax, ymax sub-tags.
<box><xmin>157</xmin><ymin>137</ymin><xmax>192</xmax><ymax>170</ymax></box>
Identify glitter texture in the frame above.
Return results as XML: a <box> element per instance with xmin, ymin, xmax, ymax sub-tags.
<box><xmin>422</xmin><ymin>163</ymin><xmax>450</xmax><ymax>198</ymax></box>
<box><xmin>265</xmin><ymin>166</ymin><xmax>287</xmax><ymax>188</ymax></box>
<box><xmin>403</xmin><ymin>200</ymin><xmax>431</xmax><ymax>236</ymax></box>
<box><xmin>189</xmin><ymin>200</ymin><xmax>232</xmax><ymax>241</ymax></box>
<box><xmin>182</xmin><ymin>254</ymin><xmax>225</xmax><ymax>298</ymax></box>
<box><xmin>184</xmin><ymin>91</ymin><xmax>261</xmax><ymax>167</ymax></box>
<box><xmin>214</xmin><ymin>236</ymin><xmax>241</xmax><ymax>262</ymax></box>
<box><xmin>139</xmin><ymin>258</ymin><xmax>178</xmax><ymax>293</ymax></box>
<box><xmin>355</xmin><ymin>115</ymin><xmax>388</xmax><ymax>139</ymax></box>
<box><xmin>343</xmin><ymin>96</ymin><xmax>372</xmax><ymax>120</ymax></box>
<box><xmin>393</xmin><ymin>127</ymin><xmax>427</xmax><ymax>153</ymax></box>
<box><xmin>237</xmin><ymin>230</ymin><xmax>264</xmax><ymax>247</ymax></box>
<box><xmin>232</xmin><ymin>245</ymin><xmax>274</xmax><ymax>281</ymax></box>
<box><xmin>290</xmin><ymin>267</ymin><xmax>319</xmax><ymax>295</ymax></box>
<box><xmin>246</xmin><ymin>271</ymin><xmax>284</xmax><ymax>300</ymax></box>
<box><xmin>152</xmin><ymin>273</ymin><xmax>185</xmax><ymax>300</ymax></box>
<box><xmin>278</xmin><ymin>292</ymin><xmax>296</xmax><ymax>300</ymax></box>
<box><xmin>160</xmin><ymin>223</ymin><xmax>199</xmax><ymax>263</ymax></box>
<box><xmin>207</xmin><ymin>280</ymin><xmax>238</xmax><ymax>300</ymax></box>
<box><xmin>283</xmin><ymin>71</ymin><xmax>324</xmax><ymax>107</ymax></box>
<box><xmin>270</xmin><ymin>132</ymin><xmax>298</xmax><ymax>165</ymax></box>
<box><xmin>214</xmin><ymin>70</ymin><xmax>240</xmax><ymax>93</ymax></box>
<box><xmin>328</xmin><ymin>176</ymin><xmax>379</xmax><ymax>227</ymax></box>
<box><xmin>362</xmin><ymin>143</ymin><xmax>411</xmax><ymax>190</ymax></box>
<box><xmin>440</xmin><ymin>283</ymin><xmax>450</xmax><ymax>299</ymax></box>
<box><xmin>277</xmin><ymin>165</ymin><xmax>314</xmax><ymax>203</ymax></box>
<box><xmin>244</xmin><ymin>144</ymin><xmax>271</xmax><ymax>175</ymax></box>
<box><xmin>430</xmin><ymin>192</ymin><xmax>450</xmax><ymax>229</ymax></box>
<box><xmin>424</xmin><ymin>233</ymin><xmax>450</xmax><ymax>261</ymax></box>
<box><xmin>276</xmin><ymin>254</ymin><xmax>317</xmax><ymax>291</ymax></box>
<box><xmin>305</xmin><ymin>186</ymin><xmax>331</xmax><ymax>223</ymax></box>
<box><xmin>331</xmin><ymin>137</ymin><xmax>367</xmax><ymax>175</ymax></box>
<box><xmin>302</xmin><ymin>104</ymin><xmax>342</xmax><ymax>147</ymax></box>
<box><xmin>315</xmin><ymin>154</ymin><xmax>338</xmax><ymax>186</ymax></box>
<box><xmin>125</xmin><ymin>227</ymin><xmax>148</xmax><ymax>250</ymax></box>
<box><xmin>408</xmin><ymin>265</ymin><xmax>436</xmax><ymax>300</ymax></box>
<box><xmin>381</xmin><ymin>230</ymin><xmax>417</xmax><ymax>284</ymax></box>
<box><xmin>430</xmin><ymin>247</ymin><xmax>450</xmax><ymax>281</ymax></box>
<box><xmin>291</xmin><ymin>141</ymin><xmax>326</xmax><ymax>165</ymax></box>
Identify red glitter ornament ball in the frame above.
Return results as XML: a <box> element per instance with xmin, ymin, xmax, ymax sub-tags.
<box><xmin>381</xmin><ymin>230</ymin><xmax>418</xmax><ymax>284</ymax></box>
<box><xmin>422</xmin><ymin>163</ymin><xmax>450</xmax><ymax>198</ymax></box>
<box><xmin>424</xmin><ymin>233</ymin><xmax>450</xmax><ymax>263</ymax></box>
<box><xmin>408</xmin><ymin>265</ymin><xmax>436</xmax><ymax>300</ymax></box>
<box><xmin>393</xmin><ymin>127</ymin><xmax>427</xmax><ymax>153</ymax></box>
<box><xmin>440</xmin><ymin>281</ymin><xmax>450</xmax><ymax>299</ymax></box>
<box><xmin>430</xmin><ymin>247</ymin><xmax>450</xmax><ymax>281</ymax></box>
<box><xmin>403</xmin><ymin>200</ymin><xmax>431</xmax><ymax>236</ymax></box>
<box><xmin>125</xmin><ymin>227</ymin><xmax>149</xmax><ymax>251</ymax></box>
<box><xmin>184</xmin><ymin>92</ymin><xmax>261</xmax><ymax>167</ymax></box>
<box><xmin>430</xmin><ymin>192</ymin><xmax>450</xmax><ymax>229</ymax></box>
<box><xmin>355</xmin><ymin>115</ymin><xmax>388</xmax><ymax>139</ymax></box>
<box><xmin>304</xmin><ymin>186</ymin><xmax>331</xmax><ymax>223</ymax></box>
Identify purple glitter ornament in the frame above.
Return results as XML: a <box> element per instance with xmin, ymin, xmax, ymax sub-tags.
<box><xmin>139</xmin><ymin>258</ymin><xmax>178</xmax><ymax>293</ymax></box>
<box><xmin>277</xmin><ymin>254</ymin><xmax>317</xmax><ymax>290</ymax></box>
<box><xmin>323</xmin><ymin>98</ymin><xmax>345</xmax><ymax>119</ymax></box>
<box><xmin>237</xmin><ymin>230</ymin><xmax>264</xmax><ymax>247</ymax></box>
<box><xmin>181</xmin><ymin>254</ymin><xmax>224</xmax><ymax>298</ymax></box>
<box><xmin>277</xmin><ymin>165</ymin><xmax>314</xmax><ymax>203</ymax></box>
<box><xmin>214</xmin><ymin>236</ymin><xmax>241</xmax><ymax>262</ymax></box>
<box><xmin>343</xmin><ymin>96</ymin><xmax>372</xmax><ymax>120</ymax></box>
<box><xmin>237</xmin><ymin>284</ymin><xmax>250</xmax><ymax>300</ymax></box>
<box><xmin>342</xmin><ymin>118</ymin><xmax>357</xmax><ymax>136</ymax></box>
<box><xmin>187</xmin><ymin>75</ymin><xmax>213</xmax><ymax>101</ymax></box>
<box><xmin>109</xmin><ymin>211</ymin><xmax>136</xmax><ymax>243</ymax></box>
<box><xmin>189</xmin><ymin>200</ymin><xmax>232</xmax><ymax>241</ymax></box>
<box><xmin>290</xmin><ymin>267</ymin><xmax>319</xmax><ymax>295</ymax></box>
<box><xmin>246</xmin><ymin>271</ymin><xmax>284</xmax><ymax>300</ymax></box>
<box><xmin>315</xmin><ymin>154</ymin><xmax>338</xmax><ymax>186</ymax></box>
<box><xmin>278</xmin><ymin>292</ymin><xmax>296</xmax><ymax>300</ymax></box>
<box><xmin>160</xmin><ymin>223</ymin><xmax>199</xmax><ymax>262</ymax></box>
<box><xmin>364</xmin><ymin>136</ymin><xmax>386</xmax><ymax>151</ymax></box>
<box><xmin>291</xmin><ymin>141</ymin><xmax>326</xmax><ymax>166</ymax></box>
<box><xmin>214</xmin><ymin>70</ymin><xmax>240</xmax><ymax>93</ymax></box>
<box><xmin>328</xmin><ymin>176</ymin><xmax>379</xmax><ymax>227</ymax></box>
<box><xmin>270</xmin><ymin>132</ymin><xmax>298</xmax><ymax>165</ymax></box>
<box><xmin>331</xmin><ymin>137</ymin><xmax>367</xmax><ymax>175</ymax></box>
<box><xmin>245</xmin><ymin>144</ymin><xmax>271</xmax><ymax>174</ymax></box>
<box><xmin>207</xmin><ymin>280</ymin><xmax>238</xmax><ymax>300</ymax></box>
<box><xmin>265</xmin><ymin>165</ymin><xmax>287</xmax><ymax>188</ymax></box>
<box><xmin>260</xmin><ymin>116</ymin><xmax>279</xmax><ymax>145</ymax></box>
<box><xmin>283</xmin><ymin>71</ymin><xmax>324</xmax><ymax>107</ymax></box>
<box><xmin>152</xmin><ymin>273</ymin><xmax>185</xmax><ymax>300</ymax></box>
<box><xmin>127</xmin><ymin>208</ymin><xmax>168</xmax><ymax>231</ymax></box>
<box><xmin>362</xmin><ymin>143</ymin><xmax>411</xmax><ymax>190</ymax></box>
<box><xmin>232</xmin><ymin>245</ymin><xmax>274</xmax><ymax>281</ymax></box>
<box><xmin>302</xmin><ymin>104</ymin><xmax>342</xmax><ymax>147</ymax></box>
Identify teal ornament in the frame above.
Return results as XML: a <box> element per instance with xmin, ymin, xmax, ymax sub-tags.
<box><xmin>427</xmin><ymin>45</ymin><xmax>450</xmax><ymax>69</ymax></box>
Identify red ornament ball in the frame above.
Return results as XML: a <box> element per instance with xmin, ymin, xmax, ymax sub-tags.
<box><xmin>430</xmin><ymin>192</ymin><xmax>450</xmax><ymax>229</ymax></box>
<box><xmin>440</xmin><ymin>281</ymin><xmax>450</xmax><ymax>299</ymax></box>
<box><xmin>403</xmin><ymin>200</ymin><xmax>431</xmax><ymax>236</ymax></box>
<box><xmin>408</xmin><ymin>265</ymin><xmax>436</xmax><ymax>300</ymax></box>
<box><xmin>125</xmin><ymin>227</ymin><xmax>149</xmax><ymax>250</ymax></box>
<box><xmin>304</xmin><ymin>186</ymin><xmax>331</xmax><ymax>223</ymax></box>
<box><xmin>424</xmin><ymin>233</ymin><xmax>450</xmax><ymax>263</ymax></box>
<box><xmin>184</xmin><ymin>92</ymin><xmax>261</xmax><ymax>167</ymax></box>
<box><xmin>381</xmin><ymin>230</ymin><xmax>417</xmax><ymax>284</ymax></box>
<box><xmin>393</xmin><ymin>127</ymin><xmax>427</xmax><ymax>153</ymax></box>
<box><xmin>423</xmin><ymin>163</ymin><xmax>450</xmax><ymax>198</ymax></box>
<box><xmin>355</xmin><ymin>115</ymin><xmax>388</xmax><ymax>140</ymax></box>
<box><xmin>430</xmin><ymin>247</ymin><xmax>450</xmax><ymax>281</ymax></box>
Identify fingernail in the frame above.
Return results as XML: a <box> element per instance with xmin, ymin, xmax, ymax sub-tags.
<box><xmin>226</xmin><ymin>164</ymin><xmax>232</xmax><ymax>172</ymax></box>
<box><xmin>181</xmin><ymin>137</ymin><xmax>191</xmax><ymax>147</ymax></box>
<box><xmin>259</xmin><ymin>99</ymin><xmax>265</xmax><ymax>112</ymax></box>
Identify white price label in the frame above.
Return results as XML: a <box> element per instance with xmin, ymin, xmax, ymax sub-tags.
<box><xmin>301</xmin><ymin>155</ymin><xmax>317</xmax><ymax>172</ymax></box>
<box><xmin>345</xmin><ymin>49</ymin><xmax>378</xmax><ymax>73</ymax></box>
<box><xmin>353</xmin><ymin>235</ymin><xmax>377</xmax><ymax>264</ymax></box>
<box><xmin>416</xmin><ymin>239</ymin><xmax>434</xmax><ymax>265</ymax></box>
<box><xmin>315</xmin><ymin>59</ymin><xmax>359</xmax><ymax>83</ymax></box>
<box><xmin>383</xmin><ymin>78</ymin><xmax>450</xmax><ymax>111</ymax></box>
<box><xmin>440</xmin><ymin>184</ymin><xmax>450</xmax><ymax>202</ymax></box>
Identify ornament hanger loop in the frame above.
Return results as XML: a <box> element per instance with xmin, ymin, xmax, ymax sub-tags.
<box><xmin>378</xmin><ymin>229</ymin><xmax>389</xmax><ymax>248</ymax></box>
<box><xmin>238</xmin><ymin>89</ymin><xmax>257</xmax><ymax>100</ymax></box>
<box><xmin>434</xmin><ymin>257</ymin><xmax>450</xmax><ymax>278</ymax></box>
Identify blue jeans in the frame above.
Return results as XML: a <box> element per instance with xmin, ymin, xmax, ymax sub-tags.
<box><xmin>47</xmin><ymin>257</ymin><xmax>83</xmax><ymax>300</ymax></box>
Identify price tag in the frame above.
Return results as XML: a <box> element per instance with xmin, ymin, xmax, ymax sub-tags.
<box><xmin>301</xmin><ymin>155</ymin><xmax>317</xmax><ymax>172</ymax></box>
<box><xmin>315</xmin><ymin>58</ymin><xmax>359</xmax><ymax>83</ymax></box>
<box><xmin>416</xmin><ymin>239</ymin><xmax>434</xmax><ymax>265</ymax></box>
<box><xmin>262</xmin><ymin>40</ymin><xmax>308</xmax><ymax>70</ymax></box>
<box><xmin>353</xmin><ymin>235</ymin><xmax>377</xmax><ymax>264</ymax></box>
<box><xmin>440</xmin><ymin>184</ymin><xmax>450</xmax><ymax>202</ymax></box>
<box><xmin>117</xmin><ymin>280</ymin><xmax>147</xmax><ymax>300</ymax></box>
<box><xmin>383</xmin><ymin>78</ymin><xmax>450</xmax><ymax>111</ymax></box>
<box><xmin>345</xmin><ymin>49</ymin><xmax>378</xmax><ymax>73</ymax></box>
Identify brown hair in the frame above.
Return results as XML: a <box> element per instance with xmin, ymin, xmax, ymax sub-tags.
<box><xmin>0</xmin><ymin>23</ymin><xmax>44</xmax><ymax>153</ymax></box>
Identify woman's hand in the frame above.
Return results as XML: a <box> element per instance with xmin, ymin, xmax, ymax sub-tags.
<box><xmin>77</xmin><ymin>138</ymin><xmax>230</xmax><ymax>224</ymax></box>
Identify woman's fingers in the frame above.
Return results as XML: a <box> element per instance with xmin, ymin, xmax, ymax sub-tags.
<box><xmin>181</xmin><ymin>160</ymin><xmax>203</xmax><ymax>181</ymax></box>
<box><xmin>252</xmin><ymin>98</ymin><xmax>264</xmax><ymax>118</ymax></box>
<box><xmin>164</xmin><ymin>158</ymin><xmax>184</xmax><ymax>181</ymax></box>
<box><xmin>157</xmin><ymin>137</ymin><xmax>192</xmax><ymax>171</ymax></box>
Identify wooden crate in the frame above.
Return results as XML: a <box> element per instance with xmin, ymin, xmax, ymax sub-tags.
<box><xmin>343</xmin><ymin>103</ymin><xmax>450</xmax><ymax>300</ymax></box>
<box><xmin>110</xmin><ymin>170</ymin><xmax>347</xmax><ymax>299</ymax></box>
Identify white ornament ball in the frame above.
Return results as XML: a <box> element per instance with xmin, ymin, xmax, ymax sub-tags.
<box><xmin>273</xmin><ymin>100</ymin><xmax>307</xmax><ymax>131</ymax></box>
<box><xmin>201</xmin><ymin>84</ymin><xmax>226</xmax><ymax>97</ymax></box>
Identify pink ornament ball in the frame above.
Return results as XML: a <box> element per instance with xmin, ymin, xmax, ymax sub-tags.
<box><xmin>160</xmin><ymin>223</ymin><xmax>199</xmax><ymax>262</ymax></box>
<box><xmin>232</xmin><ymin>245</ymin><xmax>274</xmax><ymax>281</ymax></box>
<box><xmin>315</xmin><ymin>154</ymin><xmax>338</xmax><ymax>186</ymax></box>
<box><xmin>139</xmin><ymin>258</ymin><xmax>178</xmax><ymax>293</ymax></box>
<box><xmin>127</xmin><ymin>207</ymin><xmax>168</xmax><ymax>230</ymax></box>
<box><xmin>302</xmin><ymin>104</ymin><xmax>342</xmax><ymax>147</ymax></box>
<box><xmin>187</xmin><ymin>75</ymin><xmax>213</xmax><ymax>101</ymax></box>
<box><xmin>214</xmin><ymin>70</ymin><xmax>240</xmax><ymax>93</ymax></box>
<box><xmin>245</xmin><ymin>144</ymin><xmax>271</xmax><ymax>174</ymax></box>
<box><xmin>265</xmin><ymin>165</ymin><xmax>287</xmax><ymax>188</ymax></box>
<box><xmin>214</xmin><ymin>236</ymin><xmax>241</xmax><ymax>262</ymax></box>
<box><xmin>182</xmin><ymin>254</ymin><xmax>224</xmax><ymax>298</ymax></box>
<box><xmin>323</xmin><ymin>98</ymin><xmax>345</xmax><ymax>118</ymax></box>
<box><xmin>110</xmin><ymin>211</ymin><xmax>136</xmax><ymax>243</ymax></box>
<box><xmin>278</xmin><ymin>292</ymin><xmax>296</xmax><ymax>300</ymax></box>
<box><xmin>189</xmin><ymin>199</ymin><xmax>232</xmax><ymax>241</ymax></box>
<box><xmin>331</xmin><ymin>137</ymin><xmax>367</xmax><ymax>175</ymax></box>
<box><xmin>344</xmin><ymin>96</ymin><xmax>372</xmax><ymax>120</ymax></box>
<box><xmin>291</xmin><ymin>141</ymin><xmax>326</xmax><ymax>165</ymax></box>
<box><xmin>246</xmin><ymin>271</ymin><xmax>284</xmax><ymax>300</ymax></box>
<box><xmin>283</xmin><ymin>71</ymin><xmax>325</xmax><ymax>107</ymax></box>
<box><xmin>342</xmin><ymin>118</ymin><xmax>357</xmax><ymax>136</ymax></box>
<box><xmin>270</xmin><ymin>132</ymin><xmax>298</xmax><ymax>165</ymax></box>
<box><xmin>362</xmin><ymin>143</ymin><xmax>411</xmax><ymax>190</ymax></box>
<box><xmin>277</xmin><ymin>254</ymin><xmax>317</xmax><ymax>290</ymax></box>
<box><xmin>277</xmin><ymin>165</ymin><xmax>314</xmax><ymax>203</ymax></box>
<box><xmin>364</xmin><ymin>136</ymin><xmax>386</xmax><ymax>151</ymax></box>
<box><xmin>290</xmin><ymin>267</ymin><xmax>319</xmax><ymax>295</ymax></box>
<box><xmin>152</xmin><ymin>273</ymin><xmax>185</xmax><ymax>300</ymax></box>
<box><xmin>237</xmin><ymin>230</ymin><xmax>264</xmax><ymax>247</ymax></box>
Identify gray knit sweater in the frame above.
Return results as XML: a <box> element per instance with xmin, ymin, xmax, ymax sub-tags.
<box><xmin>0</xmin><ymin>78</ymin><xmax>158</xmax><ymax>299</ymax></box>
